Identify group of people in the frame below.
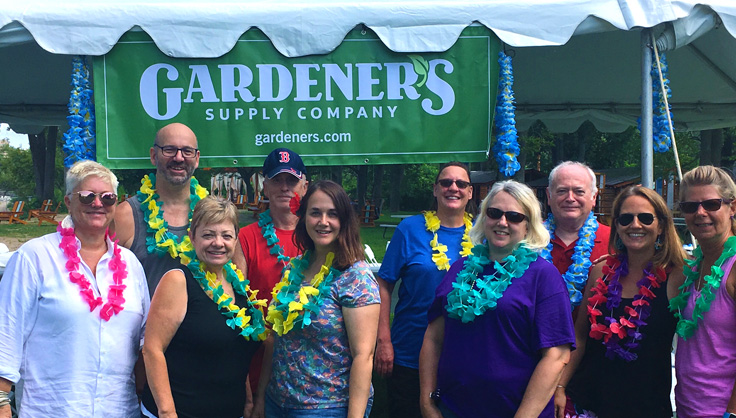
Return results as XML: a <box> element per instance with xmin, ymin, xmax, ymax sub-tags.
<box><xmin>0</xmin><ymin>121</ymin><xmax>733</xmax><ymax>418</ymax></box>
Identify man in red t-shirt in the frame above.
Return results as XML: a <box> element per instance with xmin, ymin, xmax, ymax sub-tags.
<box><xmin>545</xmin><ymin>161</ymin><xmax>611</xmax><ymax>308</ymax></box>
<box><xmin>233</xmin><ymin>148</ymin><xmax>308</xmax><ymax>411</ymax></box>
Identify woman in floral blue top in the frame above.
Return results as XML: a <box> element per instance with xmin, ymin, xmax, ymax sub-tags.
<box><xmin>253</xmin><ymin>180</ymin><xmax>381</xmax><ymax>418</ymax></box>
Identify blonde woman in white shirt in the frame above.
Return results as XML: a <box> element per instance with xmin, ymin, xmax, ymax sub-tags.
<box><xmin>0</xmin><ymin>160</ymin><xmax>149</xmax><ymax>418</ymax></box>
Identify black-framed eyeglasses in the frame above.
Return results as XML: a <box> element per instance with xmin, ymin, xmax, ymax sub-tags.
<box><xmin>75</xmin><ymin>191</ymin><xmax>117</xmax><ymax>206</ymax></box>
<box><xmin>679</xmin><ymin>198</ymin><xmax>731</xmax><ymax>214</ymax></box>
<box><xmin>155</xmin><ymin>144</ymin><xmax>198</xmax><ymax>158</ymax></box>
<box><xmin>617</xmin><ymin>213</ymin><xmax>655</xmax><ymax>226</ymax></box>
<box><xmin>486</xmin><ymin>207</ymin><xmax>527</xmax><ymax>223</ymax></box>
<box><xmin>437</xmin><ymin>179</ymin><xmax>471</xmax><ymax>189</ymax></box>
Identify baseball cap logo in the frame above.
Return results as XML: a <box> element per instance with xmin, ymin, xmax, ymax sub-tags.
<box><xmin>279</xmin><ymin>151</ymin><xmax>290</xmax><ymax>163</ymax></box>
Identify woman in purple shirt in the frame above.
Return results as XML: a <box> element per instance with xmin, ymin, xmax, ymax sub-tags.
<box><xmin>419</xmin><ymin>180</ymin><xmax>575</xmax><ymax>418</ymax></box>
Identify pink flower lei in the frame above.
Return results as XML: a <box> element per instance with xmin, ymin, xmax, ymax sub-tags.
<box><xmin>58</xmin><ymin>223</ymin><xmax>128</xmax><ymax>321</ymax></box>
<box><xmin>587</xmin><ymin>255</ymin><xmax>666</xmax><ymax>361</ymax></box>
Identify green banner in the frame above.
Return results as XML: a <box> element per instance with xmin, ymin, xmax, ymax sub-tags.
<box><xmin>93</xmin><ymin>27</ymin><xmax>500</xmax><ymax>168</ymax></box>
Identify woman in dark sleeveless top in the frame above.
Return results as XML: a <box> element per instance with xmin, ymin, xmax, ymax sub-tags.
<box><xmin>555</xmin><ymin>185</ymin><xmax>685</xmax><ymax>418</ymax></box>
<box><xmin>141</xmin><ymin>197</ymin><xmax>266</xmax><ymax>418</ymax></box>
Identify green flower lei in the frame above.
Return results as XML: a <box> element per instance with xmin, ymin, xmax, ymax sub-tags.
<box><xmin>669</xmin><ymin>236</ymin><xmax>736</xmax><ymax>339</ymax></box>
<box><xmin>258</xmin><ymin>209</ymin><xmax>291</xmax><ymax>266</ymax></box>
<box><xmin>137</xmin><ymin>173</ymin><xmax>208</xmax><ymax>260</ymax></box>
<box><xmin>184</xmin><ymin>252</ymin><xmax>268</xmax><ymax>341</ymax></box>
<box><xmin>446</xmin><ymin>243</ymin><xmax>538</xmax><ymax>323</ymax></box>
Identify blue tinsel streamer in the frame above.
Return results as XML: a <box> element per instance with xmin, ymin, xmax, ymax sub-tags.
<box><xmin>63</xmin><ymin>56</ymin><xmax>96</xmax><ymax>167</ymax></box>
<box><xmin>493</xmin><ymin>51</ymin><xmax>520</xmax><ymax>177</ymax></box>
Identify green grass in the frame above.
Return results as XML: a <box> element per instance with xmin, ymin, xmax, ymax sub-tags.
<box><xmin>0</xmin><ymin>223</ymin><xmax>58</xmax><ymax>239</ymax></box>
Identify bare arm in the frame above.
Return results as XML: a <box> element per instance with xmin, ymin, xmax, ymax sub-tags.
<box><xmin>375</xmin><ymin>276</ymin><xmax>395</xmax><ymax>377</ymax></box>
<box><xmin>554</xmin><ymin>262</ymin><xmax>602</xmax><ymax>418</ymax></box>
<box><xmin>232</xmin><ymin>239</ymin><xmax>248</xmax><ymax>281</ymax></box>
<box><xmin>113</xmin><ymin>200</ymin><xmax>136</xmax><ymax>249</ymax></box>
<box><xmin>419</xmin><ymin>317</ymin><xmax>445</xmax><ymax>418</ymax></box>
<box><xmin>515</xmin><ymin>345</ymin><xmax>571</xmax><ymax>418</ymax></box>
<box><xmin>142</xmin><ymin>270</ymin><xmax>188</xmax><ymax>418</ymax></box>
<box><xmin>0</xmin><ymin>377</ymin><xmax>12</xmax><ymax>418</ymax></box>
<box><xmin>250</xmin><ymin>334</ymin><xmax>275</xmax><ymax>418</ymax></box>
<box><xmin>344</xmin><ymin>304</ymin><xmax>381</xmax><ymax>418</ymax></box>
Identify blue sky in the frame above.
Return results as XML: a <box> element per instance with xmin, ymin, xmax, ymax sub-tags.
<box><xmin>0</xmin><ymin>123</ymin><xmax>29</xmax><ymax>149</ymax></box>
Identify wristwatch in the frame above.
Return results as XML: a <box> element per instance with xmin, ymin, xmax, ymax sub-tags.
<box><xmin>429</xmin><ymin>389</ymin><xmax>441</xmax><ymax>401</ymax></box>
<box><xmin>723</xmin><ymin>413</ymin><xmax>736</xmax><ymax>418</ymax></box>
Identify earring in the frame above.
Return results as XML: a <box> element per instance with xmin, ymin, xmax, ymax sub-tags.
<box><xmin>615</xmin><ymin>236</ymin><xmax>625</xmax><ymax>251</ymax></box>
<box><xmin>654</xmin><ymin>235</ymin><xmax>663</xmax><ymax>251</ymax></box>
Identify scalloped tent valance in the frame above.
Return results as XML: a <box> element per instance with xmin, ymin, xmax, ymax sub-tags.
<box><xmin>1</xmin><ymin>0</ymin><xmax>735</xmax><ymax>134</ymax></box>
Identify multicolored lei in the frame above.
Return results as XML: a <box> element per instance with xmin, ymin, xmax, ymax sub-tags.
<box><xmin>137</xmin><ymin>173</ymin><xmax>208</xmax><ymax>261</ymax></box>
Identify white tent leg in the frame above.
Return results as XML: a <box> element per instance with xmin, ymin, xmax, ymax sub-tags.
<box><xmin>641</xmin><ymin>29</ymin><xmax>654</xmax><ymax>189</ymax></box>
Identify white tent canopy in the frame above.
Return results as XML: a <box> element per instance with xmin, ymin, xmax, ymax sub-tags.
<box><xmin>1</xmin><ymin>0</ymin><xmax>735</xmax><ymax>135</ymax></box>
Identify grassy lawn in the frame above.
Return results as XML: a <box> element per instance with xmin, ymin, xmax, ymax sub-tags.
<box><xmin>0</xmin><ymin>223</ymin><xmax>58</xmax><ymax>239</ymax></box>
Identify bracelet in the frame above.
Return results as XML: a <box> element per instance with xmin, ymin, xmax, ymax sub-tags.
<box><xmin>556</xmin><ymin>385</ymin><xmax>566</xmax><ymax>389</ymax></box>
<box><xmin>0</xmin><ymin>390</ymin><xmax>9</xmax><ymax>408</ymax></box>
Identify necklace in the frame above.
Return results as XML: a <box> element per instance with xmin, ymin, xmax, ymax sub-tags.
<box><xmin>184</xmin><ymin>252</ymin><xmax>268</xmax><ymax>341</ymax></box>
<box><xmin>258</xmin><ymin>209</ymin><xmax>292</xmax><ymax>266</ymax></box>
<box><xmin>542</xmin><ymin>212</ymin><xmax>598</xmax><ymax>307</ymax></box>
<box><xmin>424</xmin><ymin>211</ymin><xmax>473</xmax><ymax>271</ymax></box>
<box><xmin>446</xmin><ymin>243</ymin><xmax>537</xmax><ymax>323</ymax></box>
<box><xmin>137</xmin><ymin>173</ymin><xmax>208</xmax><ymax>261</ymax></box>
<box><xmin>587</xmin><ymin>255</ymin><xmax>666</xmax><ymax>361</ymax></box>
<box><xmin>669</xmin><ymin>236</ymin><xmax>736</xmax><ymax>339</ymax></box>
<box><xmin>58</xmin><ymin>222</ymin><xmax>128</xmax><ymax>321</ymax></box>
<box><xmin>266</xmin><ymin>251</ymin><xmax>340</xmax><ymax>336</ymax></box>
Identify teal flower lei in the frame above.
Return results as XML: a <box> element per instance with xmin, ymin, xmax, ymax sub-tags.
<box><xmin>258</xmin><ymin>209</ymin><xmax>291</xmax><ymax>266</ymax></box>
<box><xmin>651</xmin><ymin>50</ymin><xmax>673</xmax><ymax>153</ymax></box>
<box><xmin>492</xmin><ymin>50</ymin><xmax>520</xmax><ymax>177</ymax></box>
<box><xmin>541</xmin><ymin>212</ymin><xmax>598</xmax><ymax>307</ymax></box>
<box><xmin>184</xmin><ymin>252</ymin><xmax>268</xmax><ymax>341</ymax></box>
<box><xmin>669</xmin><ymin>236</ymin><xmax>736</xmax><ymax>339</ymax></box>
<box><xmin>269</xmin><ymin>251</ymin><xmax>340</xmax><ymax>331</ymax></box>
<box><xmin>446</xmin><ymin>243</ymin><xmax>538</xmax><ymax>323</ymax></box>
<box><xmin>63</xmin><ymin>56</ymin><xmax>96</xmax><ymax>167</ymax></box>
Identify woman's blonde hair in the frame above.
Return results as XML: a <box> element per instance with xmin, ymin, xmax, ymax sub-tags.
<box><xmin>190</xmin><ymin>197</ymin><xmax>239</xmax><ymax>237</ymax></box>
<box><xmin>65</xmin><ymin>160</ymin><xmax>119</xmax><ymax>195</ymax></box>
<box><xmin>680</xmin><ymin>165</ymin><xmax>736</xmax><ymax>235</ymax></box>
<box><xmin>469</xmin><ymin>180</ymin><xmax>550</xmax><ymax>251</ymax></box>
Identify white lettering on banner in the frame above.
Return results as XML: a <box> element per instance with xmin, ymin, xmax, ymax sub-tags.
<box><xmin>141</xmin><ymin>59</ymin><xmax>455</xmax><ymax>120</ymax></box>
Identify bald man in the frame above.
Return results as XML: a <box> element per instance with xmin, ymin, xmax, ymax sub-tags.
<box><xmin>114</xmin><ymin>123</ymin><xmax>205</xmax><ymax>294</ymax></box>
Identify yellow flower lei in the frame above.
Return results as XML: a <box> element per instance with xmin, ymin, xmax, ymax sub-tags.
<box><xmin>266</xmin><ymin>251</ymin><xmax>339</xmax><ymax>336</ymax></box>
<box><xmin>424</xmin><ymin>211</ymin><xmax>473</xmax><ymax>271</ymax></box>
<box><xmin>138</xmin><ymin>173</ymin><xmax>208</xmax><ymax>262</ymax></box>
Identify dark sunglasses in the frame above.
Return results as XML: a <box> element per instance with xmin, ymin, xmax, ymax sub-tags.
<box><xmin>486</xmin><ymin>207</ymin><xmax>527</xmax><ymax>223</ymax></box>
<box><xmin>155</xmin><ymin>144</ymin><xmax>198</xmax><ymax>158</ymax></box>
<box><xmin>616</xmin><ymin>213</ymin><xmax>655</xmax><ymax>226</ymax></box>
<box><xmin>437</xmin><ymin>179</ymin><xmax>471</xmax><ymax>189</ymax></box>
<box><xmin>679</xmin><ymin>198</ymin><xmax>731</xmax><ymax>214</ymax></box>
<box><xmin>76</xmin><ymin>191</ymin><xmax>117</xmax><ymax>206</ymax></box>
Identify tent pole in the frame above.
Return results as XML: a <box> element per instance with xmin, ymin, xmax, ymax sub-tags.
<box><xmin>641</xmin><ymin>29</ymin><xmax>654</xmax><ymax>189</ymax></box>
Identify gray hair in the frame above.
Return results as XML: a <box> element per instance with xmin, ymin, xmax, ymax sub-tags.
<box><xmin>65</xmin><ymin>160</ymin><xmax>119</xmax><ymax>195</ymax></box>
<box><xmin>548</xmin><ymin>161</ymin><xmax>597</xmax><ymax>195</ymax></box>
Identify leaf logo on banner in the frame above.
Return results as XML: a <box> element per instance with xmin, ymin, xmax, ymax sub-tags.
<box><xmin>408</xmin><ymin>55</ymin><xmax>429</xmax><ymax>88</ymax></box>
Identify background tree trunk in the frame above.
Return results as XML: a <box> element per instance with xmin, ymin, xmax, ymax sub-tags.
<box><xmin>389</xmin><ymin>164</ymin><xmax>403</xmax><ymax>213</ymax></box>
<box><xmin>372</xmin><ymin>165</ymin><xmax>384</xmax><ymax>216</ymax></box>
<box><xmin>28</xmin><ymin>126</ymin><xmax>58</xmax><ymax>202</ymax></box>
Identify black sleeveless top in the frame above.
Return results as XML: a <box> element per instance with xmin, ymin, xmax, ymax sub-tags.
<box><xmin>141</xmin><ymin>268</ymin><xmax>261</xmax><ymax>418</ymax></box>
<box><xmin>567</xmin><ymin>272</ymin><xmax>676</xmax><ymax>418</ymax></box>
<box><xmin>128</xmin><ymin>196</ymin><xmax>188</xmax><ymax>295</ymax></box>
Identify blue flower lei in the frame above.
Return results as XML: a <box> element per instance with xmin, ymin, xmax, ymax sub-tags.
<box><xmin>651</xmin><ymin>50</ymin><xmax>673</xmax><ymax>153</ymax></box>
<box><xmin>541</xmin><ymin>212</ymin><xmax>599</xmax><ymax>307</ymax></box>
<box><xmin>446</xmin><ymin>243</ymin><xmax>538</xmax><ymax>323</ymax></box>
<box><xmin>258</xmin><ymin>209</ymin><xmax>291</xmax><ymax>266</ymax></box>
<box><xmin>184</xmin><ymin>252</ymin><xmax>268</xmax><ymax>341</ymax></box>
<box><xmin>63</xmin><ymin>56</ymin><xmax>96</xmax><ymax>167</ymax></box>
<box><xmin>492</xmin><ymin>51</ymin><xmax>520</xmax><ymax>177</ymax></box>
